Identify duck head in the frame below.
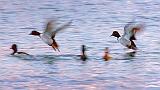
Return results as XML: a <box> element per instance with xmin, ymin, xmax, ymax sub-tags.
<box><xmin>29</xmin><ymin>31</ymin><xmax>41</xmax><ymax>36</ymax></box>
<box><xmin>10</xmin><ymin>44</ymin><xmax>17</xmax><ymax>55</ymax></box>
<box><xmin>111</xmin><ymin>31</ymin><xmax>121</xmax><ymax>39</ymax></box>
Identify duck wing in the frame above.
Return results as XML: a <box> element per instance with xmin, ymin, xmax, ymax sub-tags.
<box><xmin>123</xmin><ymin>22</ymin><xmax>143</xmax><ymax>41</ymax></box>
<box><xmin>44</xmin><ymin>20</ymin><xmax>56</xmax><ymax>33</ymax></box>
<box><xmin>51</xmin><ymin>20</ymin><xmax>72</xmax><ymax>38</ymax></box>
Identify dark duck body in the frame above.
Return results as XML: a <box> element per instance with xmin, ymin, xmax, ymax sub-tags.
<box><xmin>10</xmin><ymin>44</ymin><xmax>29</xmax><ymax>55</ymax></box>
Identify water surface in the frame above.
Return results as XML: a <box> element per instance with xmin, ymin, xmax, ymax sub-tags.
<box><xmin>0</xmin><ymin>0</ymin><xmax>160</xmax><ymax>90</ymax></box>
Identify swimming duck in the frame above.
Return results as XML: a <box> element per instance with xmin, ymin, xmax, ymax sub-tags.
<box><xmin>29</xmin><ymin>20</ymin><xmax>72</xmax><ymax>51</ymax></box>
<box><xmin>10</xmin><ymin>44</ymin><xmax>29</xmax><ymax>55</ymax></box>
<box><xmin>103</xmin><ymin>47</ymin><xmax>112</xmax><ymax>61</ymax></box>
<box><xmin>80</xmin><ymin>45</ymin><xmax>87</xmax><ymax>61</ymax></box>
<box><xmin>111</xmin><ymin>22</ymin><xmax>143</xmax><ymax>50</ymax></box>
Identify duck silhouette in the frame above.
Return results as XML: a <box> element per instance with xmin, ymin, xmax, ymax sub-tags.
<box><xmin>80</xmin><ymin>45</ymin><xmax>87</xmax><ymax>61</ymax></box>
<box><xmin>10</xmin><ymin>44</ymin><xmax>29</xmax><ymax>55</ymax></box>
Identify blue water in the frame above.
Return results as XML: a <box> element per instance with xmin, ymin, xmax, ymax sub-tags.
<box><xmin>0</xmin><ymin>0</ymin><xmax>160</xmax><ymax>90</ymax></box>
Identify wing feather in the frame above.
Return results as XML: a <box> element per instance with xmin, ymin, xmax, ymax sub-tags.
<box><xmin>44</xmin><ymin>20</ymin><xmax>55</xmax><ymax>33</ymax></box>
<box><xmin>51</xmin><ymin>21</ymin><xmax>72</xmax><ymax>38</ymax></box>
<box><xmin>123</xmin><ymin>22</ymin><xmax>143</xmax><ymax>40</ymax></box>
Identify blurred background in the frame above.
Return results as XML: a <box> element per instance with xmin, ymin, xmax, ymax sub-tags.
<box><xmin>0</xmin><ymin>0</ymin><xmax>160</xmax><ymax>90</ymax></box>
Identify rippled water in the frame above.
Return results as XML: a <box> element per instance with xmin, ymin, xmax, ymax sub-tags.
<box><xmin>0</xmin><ymin>0</ymin><xmax>160</xmax><ymax>90</ymax></box>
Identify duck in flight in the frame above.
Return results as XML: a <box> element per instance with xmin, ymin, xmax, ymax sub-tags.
<box><xmin>10</xmin><ymin>44</ymin><xmax>29</xmax><ymax>55</ymax></box>
<box><xmin>29</xmin><ymin>20</ymin><xmax>72</xmax><ymax>51</ymax></box>
<box><xmin>111</xmin><ymin>22</ymin><xmax>144</xmax><ymax>50</ymax></box>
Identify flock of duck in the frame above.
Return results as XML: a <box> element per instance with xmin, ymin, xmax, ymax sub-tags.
<box><xmin>10</xmin><ymin>19</ymin><xmax>144</xmax><ymax>61</ymax></box>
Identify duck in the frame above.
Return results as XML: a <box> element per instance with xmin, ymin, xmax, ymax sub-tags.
<box><xmin>10</xmin><ymin>44</ymin><xmax>29</xmax><ymax>55</ymax></box>
<box><xmin>103</xmin><ymin>47</ymin><xmax>112</xmax><ymax>61</ymax></box>
<box><xmin>80</xmin><ymin>45</ymin><xmax>87</xmax><ymax>61</ymax></box>
<box><xmin>29</xmin><ymin>20</ymin><xmax>72</xmax><ymax>51</ymax></box>
<box><xmin>111</xmin><ymin>22</ymin><xmax>143</xmax><ymax>50</ymax></box>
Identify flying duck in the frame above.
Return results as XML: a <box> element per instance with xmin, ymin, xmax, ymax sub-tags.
<box><xmin>10</xmin><ymin>44</ymin><xmax>29</xmax><ymax>55</ymax></box>
<box><xmin>29</xmin><ymin>20</ymin><xmax>72</xmax><ymax>51</ymax></box>
<box><xmin>111</xmin><ymin>22</ymin><xmax>143</xmax><ymax>50</ymax></box>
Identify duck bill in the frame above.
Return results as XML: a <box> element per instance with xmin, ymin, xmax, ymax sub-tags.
<box><xmin>110</xmin><ymin>34</ymin><xmax>114</xmax><ymax>37</ymax></box>
<box><xmin>110</xmin><ymin>33</ymin><xmax>114</xmax><ymax>37</ymax></box>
